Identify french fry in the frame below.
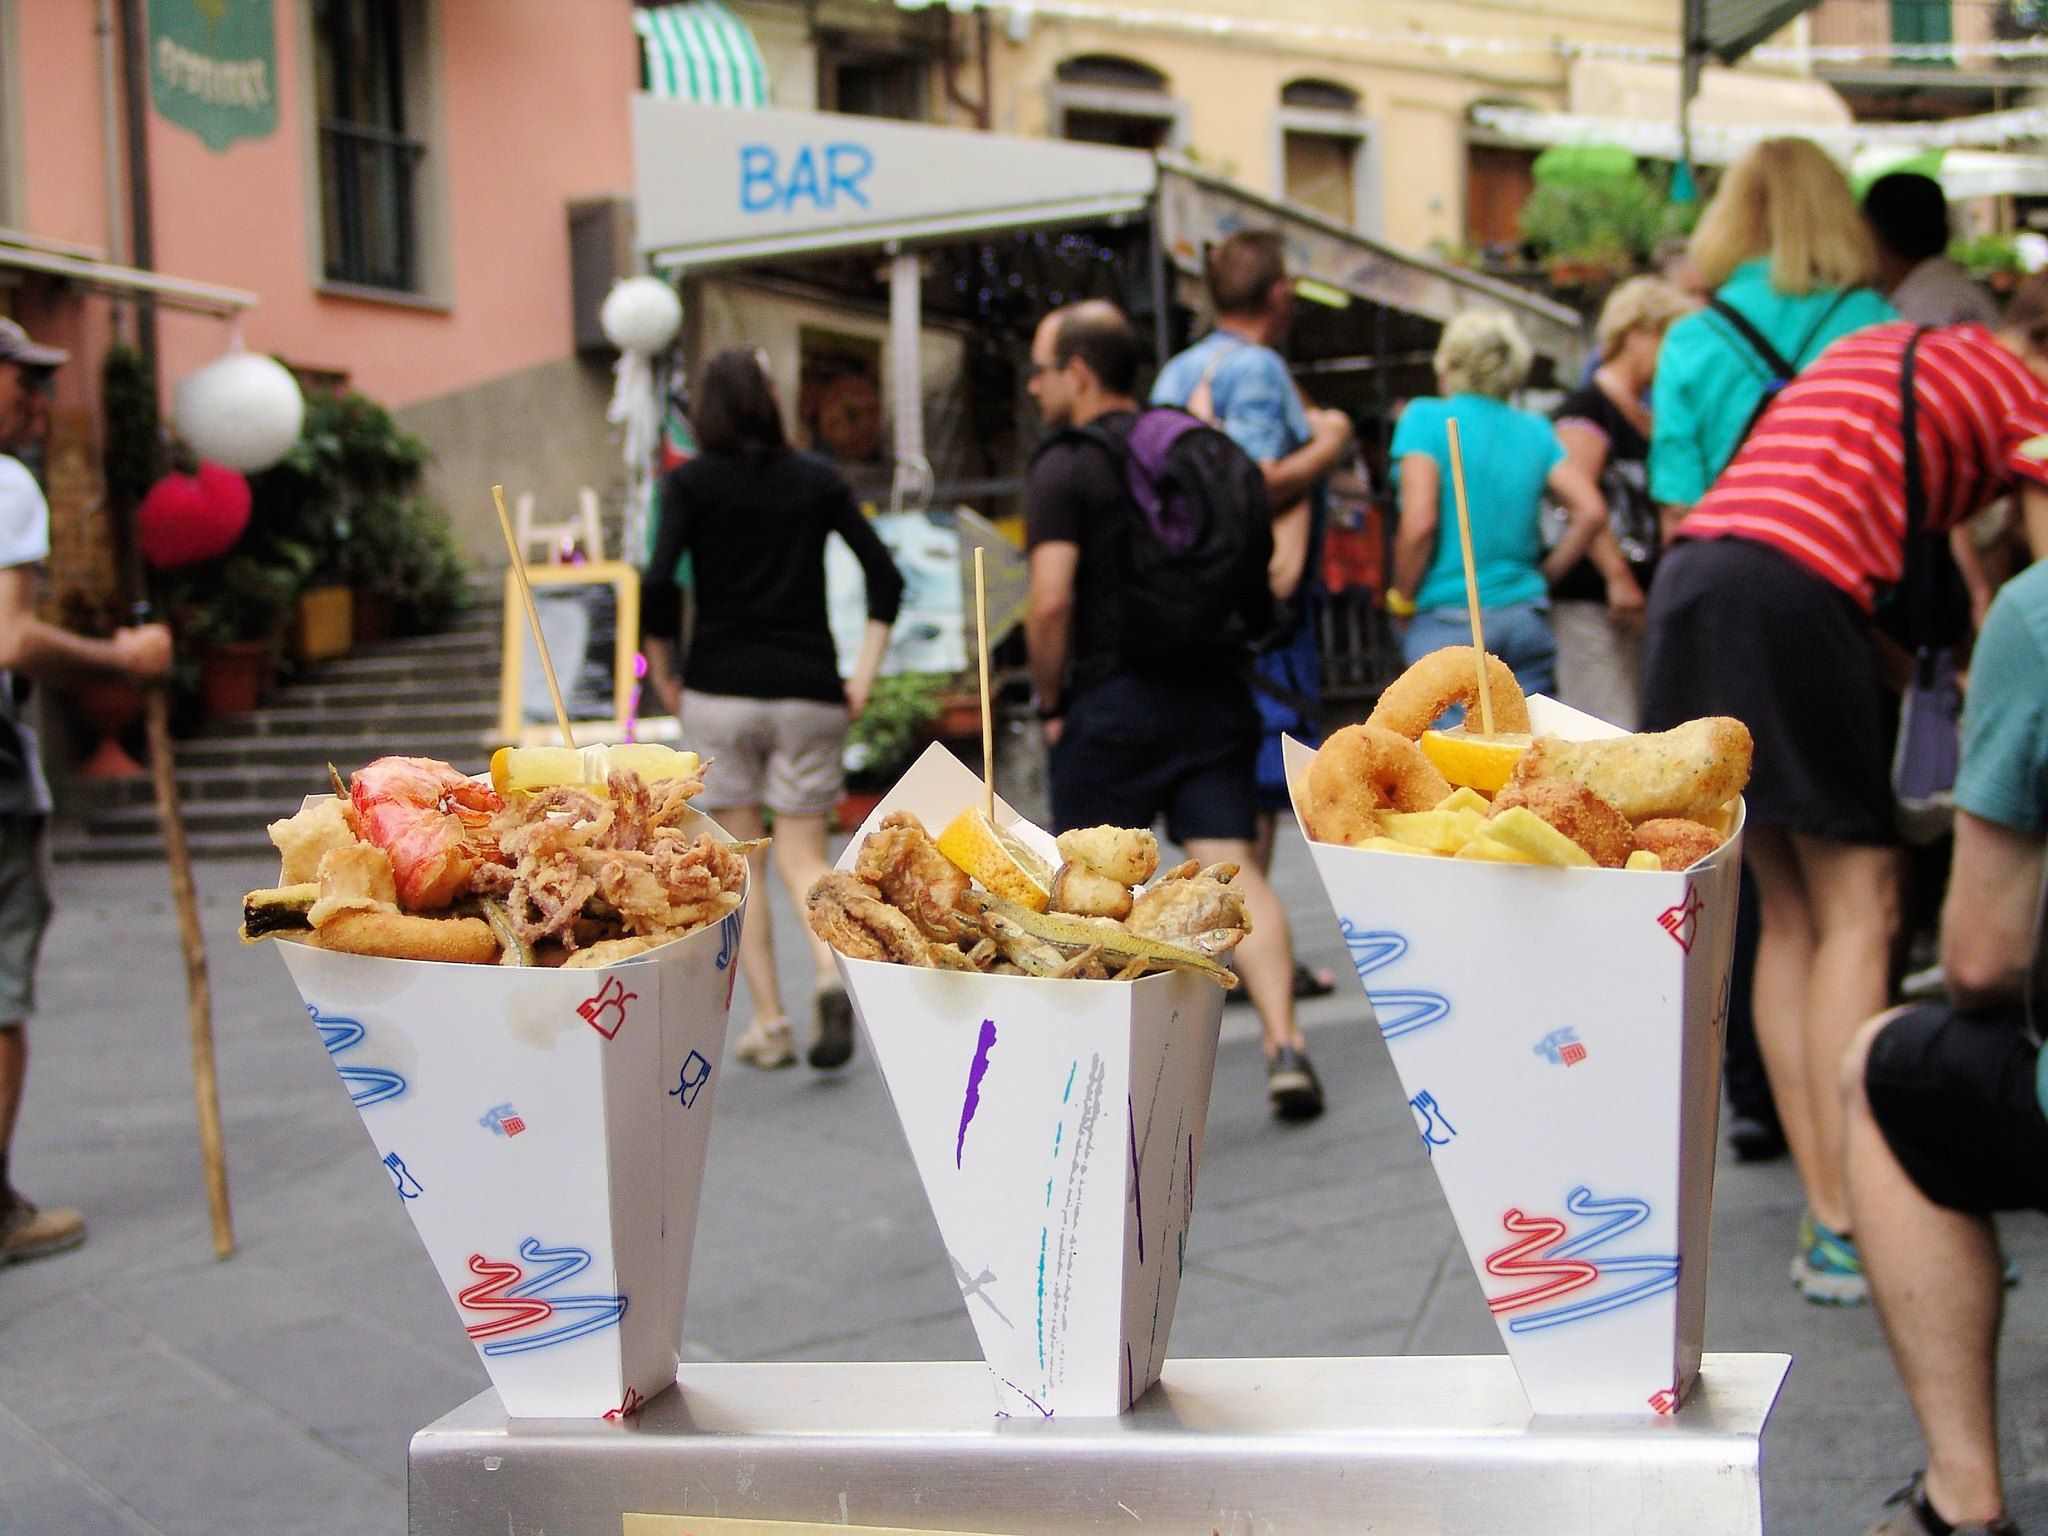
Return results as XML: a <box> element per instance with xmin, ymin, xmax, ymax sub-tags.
<box><xmin>1475</xmin><ymin>806</ymin><xmax>1596</xmax><ymax>868</ymax></box>
<box><xmin>1381</xmin><ymin>806</ymin><xmax>1487</xmax><ymax>855</ymax></box>
<box><xmin>1435</xmin><ymin>786</ymin><xmax>1492</xmax><ymax>815</ymax></box>
<box><xmin>1626</xmin><ymin>849</ymin><xmax>1664</xmax><ymax>872</ymax></box>
<box><xmin>1454</xmin><ymin>835</ymin><xmax>1541</xmax><ymax>864</ymax></box>
<box><xmin>1354</xmin><ymin>835</ymin><xmax>1443</xmax><ymax>857</ymax></box>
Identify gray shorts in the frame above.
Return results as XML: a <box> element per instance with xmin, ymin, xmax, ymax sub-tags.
<box><xmin>0</xmin><ymin>816</ymin><xmax>52</xmax><ymax>1024</ymax></box>
<box><xmin>683</xmin><ymin>690</ymin><xmax>848</xmax><ymax>817</ymax></box>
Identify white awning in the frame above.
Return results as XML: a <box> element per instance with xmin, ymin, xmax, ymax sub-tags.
<box><xmin>0</xmin><ymin>229</ymin><xmax>256</xmax><ymax>317</ymax></box>
<box><xmin>632</xmin><ymin>98</ymin><xmax>1157</xmax><ymax>268</ymax></box>
<box><xmin>635</xmin><ymin>1</ymin><xmax>769</xmax><ymax>108</ymax></box>
<box><xmin>1568</xmin><ymin>58</ymin><xmax>1852</xmax><ymax>132</ymax></box>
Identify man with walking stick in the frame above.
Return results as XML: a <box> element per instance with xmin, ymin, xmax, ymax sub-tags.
<box><xmin>0</xmin><ymin>319</ymin><xmax>171</xmax><ymax>1261</ymax></box>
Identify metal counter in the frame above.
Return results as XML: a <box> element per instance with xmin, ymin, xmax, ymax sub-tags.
<box><xmin>410</xmin><ymin>1353</ymin><xmax>1790</xmax><ymax>1536</ymax></box>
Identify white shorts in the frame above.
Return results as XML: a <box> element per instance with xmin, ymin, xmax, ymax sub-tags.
<box><xmin>682</xmin><ymin>690</ymin><xmax>848</xmax><ymax>817</ymax></box>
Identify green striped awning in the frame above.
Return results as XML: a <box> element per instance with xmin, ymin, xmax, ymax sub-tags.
<box><xmin>637</xmin><ymin>2</ymin><xmax>769</xmax><ymax>107</ymax></box>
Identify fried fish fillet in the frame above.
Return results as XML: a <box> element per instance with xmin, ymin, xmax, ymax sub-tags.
<box><xmin>807</xmin><ymin>872</ymin><xmax>976</xmax><ymax>970</ymax></box>
<box><xmin>1511</xmin><ymin>717</ymin><xmax>1753</xmax><ymax>823</ymax></box>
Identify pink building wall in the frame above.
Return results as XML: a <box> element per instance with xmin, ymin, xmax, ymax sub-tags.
<box><xmin>14</xmin><ymin>0</ymin><xmax>637</xmax><ymax>411</ymax></box>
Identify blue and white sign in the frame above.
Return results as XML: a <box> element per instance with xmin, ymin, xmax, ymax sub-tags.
<box><xmin>633</xmin><ymin>99</ymin><xmax>1157</xmax><ymax>267</ymax></box>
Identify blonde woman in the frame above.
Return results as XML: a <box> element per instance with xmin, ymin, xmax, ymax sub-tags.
<box><xmin>1650</xmin><ymin>138</ymin><xmax>1896</xmax><ymax>529</ymax></box>
<box><xmin>1550</xmin><ymin>276</ymin><xmax>1699</xmax><ymax>728</ymax></box>
<box><xmin>1389</xmin><ymin>309</ymin><xmax>1607</xmax><ymax>700</ymax></box>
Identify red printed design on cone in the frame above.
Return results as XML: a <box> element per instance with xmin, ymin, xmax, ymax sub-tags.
<box><xmin>603</xmin><ymin>1387</ymin><xmax>645</xmax><ymax>1422</ymax></box>
<box><xmin>577</xmin><ymin>977</ymin><xmax>638</xmax><ymax>1040</ymax></box>
<box><xmin>1658</xmin><ymin>888</ymin><xmax>1702</xmax><ymax>953</ymax></box>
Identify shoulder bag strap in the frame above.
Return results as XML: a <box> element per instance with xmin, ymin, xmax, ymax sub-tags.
<box><xmin>1895</xmin><ymin>326</ymin><xmax>1949</xmax><ymax>658</ymax></box>
<box><xmin>1707</xmin><ymin>296</ymin><xmax>1797</xmax><ymax>382</ymax></box>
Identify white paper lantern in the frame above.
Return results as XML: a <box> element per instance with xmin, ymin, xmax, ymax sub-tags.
<box><xmin>600</xmin><ymin>276</ymin><xmax>682</xmax><ymax>355</ymax></box>
<box><xmin>172</xmin><ymin>351</ymin><xmax>306</xmax><ymax>473</ymax></box>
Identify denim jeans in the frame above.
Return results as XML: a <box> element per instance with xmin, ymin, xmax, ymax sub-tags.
<box><xmin>1400</xmin><ymin>601</ymin><xmax>1558</xmax><ymax>707</ymax></box>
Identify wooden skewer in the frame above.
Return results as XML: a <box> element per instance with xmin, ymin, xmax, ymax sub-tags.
<box><xmin>492</xmin><ymin>484</ymin><xmax>577</xmax><ymax>749</ymax></box>
<box><xmin>974</xmin><ymin>545</ymin><xmax>994</xmax><ymax>821</ymax></box>
<box><xmin>1444</xmin><ymin>418</ymin><xmax>1495</xmax><ymax>738</ymax></box>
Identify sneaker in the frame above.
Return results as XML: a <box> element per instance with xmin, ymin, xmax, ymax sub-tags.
<box><xmin>808</xmin><ymin>986</ymin><xmax>856</xmax><ymax>1070</ymax></box>
<box><xmin>1267</xmin><ymin>1044</ymin><xmax>1325</xmax><ymax>1123</ymax></box>
<box><xmin>0</xmin><ymin>1192</ymin><xmax>85</xmax><ymax>1265</ymax></box>
<box><xmin>1727</xmin><ymin>1112</ymin><xmax>1788</xmax><ymax>1163</ymax></box>
<box><xmin>1865</xmin><ymin>1473</ymin><xmax>2020</xmax><ymax>1535</ymax></box>
<box><xmin>1791</xmin><ymin>1212</ymin><xmax>1868</xmax><ymax>1305</ymax></box>
<box><xmin>733</xmin><ymin>1018</ymin><xmax>796</xmax><ymax>1069</ymax></box>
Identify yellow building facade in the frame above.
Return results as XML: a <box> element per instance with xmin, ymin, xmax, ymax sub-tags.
<box><xmin>732</xmin><ymin>0</ymin><xmax>1695</xmax><ymax>254</ymax></box>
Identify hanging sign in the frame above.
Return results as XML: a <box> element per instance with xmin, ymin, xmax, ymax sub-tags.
<box><xmin>149</xmin><ymin>0</ymin><xmax>278</xmax><ymax>152</ymax></box>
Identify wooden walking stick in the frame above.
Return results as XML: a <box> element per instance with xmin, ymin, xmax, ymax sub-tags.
<box><xmin>143</xmin><ymin>681</ymin><xmax>233</xmax><ymax>1258</ymax></box>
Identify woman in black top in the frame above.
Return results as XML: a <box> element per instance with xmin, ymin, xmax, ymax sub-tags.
<box><xmin>1550</xmin><ymin>276</ymin><xmax>1697</xmax><ymax>729</ymax></box>
<box><xmin>644</xmin><ymin>349</ymin><xmax>904</xmax><ymax>1072</ymax></box>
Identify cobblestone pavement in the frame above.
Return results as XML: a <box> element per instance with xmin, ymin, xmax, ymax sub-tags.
<box><xmin>0</xmin><ymin>827</ymin><xmax>2042</xmax><ymax>1535</ymax></box>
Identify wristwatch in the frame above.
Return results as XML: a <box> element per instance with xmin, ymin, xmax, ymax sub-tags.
<box><xmin>1384</xmin><ymin>588</ymin><xmax>1417</xmax><ymax>618</ymax></box>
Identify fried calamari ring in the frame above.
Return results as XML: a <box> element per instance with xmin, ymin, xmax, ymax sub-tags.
<box><xmin>1512</xmin><ymin>716</ymin><xmax>1753</xmax><ymax>822</ymax></box>
<box><xmin>300</xmin><ymin>909</ymin><xmax>501</xmax><ymax>965</ymax></box>
<box><xmin>1491</xmin><ymin>780</ymin><xmax>1635</xmax><ymax>868</ymax></box>
<box><xmin>1302</xmin><ymin>724</ymin><xmax>1454</xmax><ymax>846</ymax></box>
<box><xmin>1632</xmin><ymin>818</ymin><xmax>1724</xmax><ymax>871</ymax></box>
<box><xmin>1366</xmin><ymin>647</ymin><xmax>1531</xmax><ymax>740</ymax></box>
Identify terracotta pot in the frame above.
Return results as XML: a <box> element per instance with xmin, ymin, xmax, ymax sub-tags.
<box><xmin>934</xmin><ymin>695</ymin><xmax>983</xmax><ymax>739</ymax></box>
<box><xmin>201</xmin><ymin>639</ymin><xmax>271</xmax><ymax>718</ymax></box>
<box><xmin>836</xmin><ymin>789</ymin><xmax>886</xmax><ymax>832</ymax></box>
<box><xmin>294</xmin><ymin>584</ymin><xmax>354</xmax><ymax>663</ymax></box>
<box><xmin>352</xmin><ymin>590</ymin><xmax>394</xmax><ymax>646</ymax></box>
<box><xmin>69</xmin><ymin>679</ymin><xmax>148</xmax><ymax>779</ymax></box>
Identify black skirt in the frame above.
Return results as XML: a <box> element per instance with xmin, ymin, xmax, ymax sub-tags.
<box><xmin>1641</xmin><ymin>536</ymin><xmax>1899</xmax><ymax>846</ymax></box>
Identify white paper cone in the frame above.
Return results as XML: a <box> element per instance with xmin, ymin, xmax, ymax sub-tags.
<box><xmin>276</xmin><ymin>807</ymin><xmax>745</xmax><ymax>1420</ymax></box>
<box><xmin>837</xmin><ymin>745</ymin><xmax>1224</xmax><ymax>1417</ymax></box>
<box><xmin>1284</xmin><ymin>700</ymin><xmax>1743</xmax><ymax>1417</ymax></box>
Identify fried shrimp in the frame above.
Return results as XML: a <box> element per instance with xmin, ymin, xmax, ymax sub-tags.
<box><xmin>1512</xmin><ymin>716</ymin><xmax>1753</xmax><ymax>823</ymax></box>
<box><xmin>1055</xmin><ymin>826</ymin><xmax>1159</xmax><ymax>886</ymax></box>
<box><xmin>1491</xmin><ymin>781</ymin><xmax>1636</xmax><ymax>869</ymax></box>
<box><xmin>1632</xmin><ymin>818</ymin><xmax>1724</xmax><ymax>871</ymax></box>
<box><xmin>1366</xmin><ymin>647</ymin><xmax>1532</xmax><ymax>740</ymax></box>
<box><xmin>1302</xmin><ymin>724</ymin><xmax>1454</xmax><ymax>846</ymax></box>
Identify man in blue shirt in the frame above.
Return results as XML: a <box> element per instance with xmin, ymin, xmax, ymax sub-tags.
<box><xmin>1843</xmin><ymin>558</ymin><xmax>2048</xmax><ymax>1536</ymax></box>
<box><xmin>1152</xmin><ymin>231</ymin><xmax>1353</xmax><ymax>1118</ymax></box>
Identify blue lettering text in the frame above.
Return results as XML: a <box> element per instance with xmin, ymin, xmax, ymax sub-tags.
<box><xmin>739</xmin><ymin>144</ymin><xmax>778</xmax><ymax>212</ymax></box>
<box><xmin>826</xmin><ymin>143</ymin><xmax>873</xmax><ymax>209</ymax></box>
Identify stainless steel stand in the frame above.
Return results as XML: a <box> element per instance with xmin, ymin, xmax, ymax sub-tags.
<box><xmin>409</xmin><ymin>1353</ymin><xmax>1790</xmax><ymax>1536</ymax></box>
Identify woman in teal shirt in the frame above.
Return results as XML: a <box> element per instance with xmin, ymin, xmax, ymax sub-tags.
<box><xmin>1649</xmin><ymin>137</ymin><xmax>1896</xmax><ymax>522</ymax></box>
<box><xmin>1390</xmin><ymin>310</ymin><xmax>1607</xmax><ymax>702</ymax></box>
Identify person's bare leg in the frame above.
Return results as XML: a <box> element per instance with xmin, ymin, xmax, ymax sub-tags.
<box><xmin>718</xmin><ymin>805</ymin><xmax>783</xmax><ymax>1028</ymax></box>
<box><xmin>1795</xmin><ymin>834</ymin><xmax>1902</xmax><ymax>1234</ymax></box>
<box><xmin>1745</xmin><ymin>828</ymin><xmax>1827</xmax><ymax>1211</ymax></box>
<box><xmin>767</xmin><ymin>812</ymin><xmax>836</xmax><ymax>980</ymax></box>
<box><xmin>1844</xmin><ymin>1014</ymin><xmax>2008</xmax><ymax>1525</ymax></box>
<box><xmin>1185</xmin><ymin>836</ymin><xmax>1299</xmax><ymax>1056</ymax></box>
<box><xmin>0</xmin><ymin>1024</ymin><xmax>22</xmax><ymax>1166</ymax></box>
<box><xmin>1250</xmin><ymin>809</ymin><xmax>1277</xmax><ymax>877</ymax></box>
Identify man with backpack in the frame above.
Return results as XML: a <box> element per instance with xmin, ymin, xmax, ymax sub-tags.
<box><xmin>1152</xmin><ymin>231</ymin><xmax>1358</xmax><ymax>1039</ymax></box>
<box><xmin>1024</xmin><ymin>299</ymin><xmax>1326</xmax><ymax>1122</ymax></box>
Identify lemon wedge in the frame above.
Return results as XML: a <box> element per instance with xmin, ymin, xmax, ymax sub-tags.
<box><xmin>1419</xmin><ymin>729</ymin><xmax>1533</xmax><ymax>795</ymax></box>
<box><xmin>936</xmin><ymin>806</ymin><xmax>1054</xmax><ymax>912</ymax></box>
<box><xmin>491</xmin><ymin>743</ymin><xmax>704</xmax><ymax>796</ymax></box>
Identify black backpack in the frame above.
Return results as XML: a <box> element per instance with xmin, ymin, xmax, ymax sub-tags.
<box><xmin>1057</xmin><ymin>407</ymin><xmax>1276</xmax><ymax>671</ymax></box>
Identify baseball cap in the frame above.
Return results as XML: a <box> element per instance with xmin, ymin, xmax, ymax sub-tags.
<box><xmin>0</xmin><ymin>319</ymin><xmax>68</xmax><ymax>370</ymax></box>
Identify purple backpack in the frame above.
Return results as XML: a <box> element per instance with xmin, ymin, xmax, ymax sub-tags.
<box><xmin>1062</xmin><ymin>406</ymin><xmax>1276</xmax><ymax>668</ymax></box>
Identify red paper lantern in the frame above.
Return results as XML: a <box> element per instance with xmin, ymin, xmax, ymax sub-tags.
<box><xmin>138</xmin><ymin>462</ymin><xmax>251</xmax><ymax>568</ymax></box>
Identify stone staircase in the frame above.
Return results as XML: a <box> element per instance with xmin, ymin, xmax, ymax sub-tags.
<box><xmin>56</xmin><ymin>601</ymin><xmax>504</xmax><ymax>862</ymax></box>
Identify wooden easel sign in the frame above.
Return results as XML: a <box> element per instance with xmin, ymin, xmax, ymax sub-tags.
<box><xmin>496</xmin><ymin>561</ymin><xmax>642</xmax><ymax>747</ymax></box>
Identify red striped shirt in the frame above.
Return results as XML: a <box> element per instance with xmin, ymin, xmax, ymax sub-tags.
<box><xmin>1679</xmin><ymin>322</ymin><xmax>2048</xmax><ymax>610</ymax></box>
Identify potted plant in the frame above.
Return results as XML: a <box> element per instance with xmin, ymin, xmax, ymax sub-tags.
<box><xmin>1950</xmin><ymin>232</ymin><xmax>2025</xmax><ymax>294</ymax></box>
<box><xmin>174</xmin><ymin>547</ymin><xmax>311</xmax><ymax>717</ymax></box>
<box><xmin>839</xmin><ymin>671</ymin><xmax>946</xmax><ymax>827</ymax></box>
